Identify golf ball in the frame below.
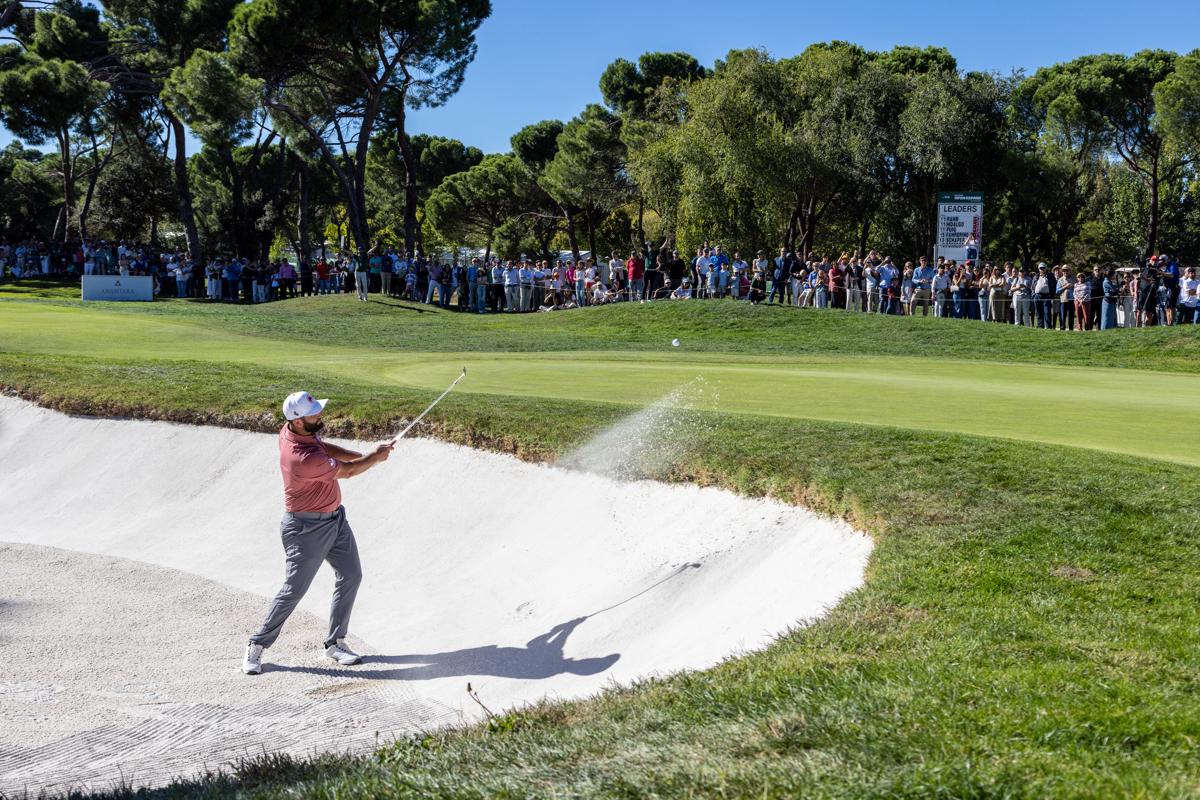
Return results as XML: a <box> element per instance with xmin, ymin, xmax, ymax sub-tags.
<box><xmin>672</xmin><ymin>338</ymin><xmax>681</xmax><ymax>347</ymax></box>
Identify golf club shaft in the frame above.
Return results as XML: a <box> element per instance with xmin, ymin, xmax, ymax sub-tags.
<box><xmin>393</xmin><ymin>368</ymin><xmax>467</xmax><ymax>441</ymax></box>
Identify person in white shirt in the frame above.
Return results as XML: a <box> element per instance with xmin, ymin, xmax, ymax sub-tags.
<box><xmin>672</xmin><ymin>278</ymin><xmax>693</xmax><ymax>300</ymax></box>
<box><xmin>730</xmin><ymin>253</ymin><xmax>748</xmax><ymax>299</ymax></box>
<box><xmin>601</xmin><ymin>254</ymin><xmax>616</xmax><ymax>285</ymax></box>
<box><xmin>1180</xmin><ymin>267</ymin><xmax>1200</xmax><ymax>324</ymax></box>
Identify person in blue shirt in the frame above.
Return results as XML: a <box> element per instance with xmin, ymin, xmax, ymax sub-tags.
<box><xmin>875</xmin><ymin>259</ymin><xmax>898</xmax><ymax>313</ymax></box>
<box><xmin>503</xmin><ymin>261</ymin><xmax>520</xmax><ymax>312</ymax></box>
<box><xmin>1158</xmin><ymin>254</ymin><xmax>1181</xmax><ymax>325</ymax></box>
<box><xmin>911</xmin><ymin>256</ymin><xmax>936</xmax><ymax>316</ymax></box>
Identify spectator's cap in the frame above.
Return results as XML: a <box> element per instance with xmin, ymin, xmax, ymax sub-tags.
<box><xmin>1038</xmin><ymin>262</ymin><xmax>1047</xmax><ymax>270</ymax></box>
<box><xmin>283</xmin><ymin>391</ymin><xmax>328</xmax><ymax>420</ymax></box>
<box><xmin>1157</xmin><ymin>255</ymin><xmax>1168</xmax><ymax>262</ymax></box>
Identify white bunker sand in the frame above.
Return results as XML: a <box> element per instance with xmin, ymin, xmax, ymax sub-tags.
<box><xmin>0</xmin><ymin>397</ymin><xmax>873</xmax><ymax>793</ymax></box>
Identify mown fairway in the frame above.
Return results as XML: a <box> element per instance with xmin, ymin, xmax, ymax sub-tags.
<box><xmin>2</xmin><ymin>283</ymin><xmax>1200</xmax><ymax>798</ymax></box>
<box><xmin>0</xmin><ymin>296</ymin><xmax>1197</xmax><ymax>465</ymax></box>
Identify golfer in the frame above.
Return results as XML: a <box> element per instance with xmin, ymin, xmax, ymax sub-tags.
<box><xmin>242</xmin><ymin>391</ymin><xmax>394</xmax><ymax>675</ymax></box>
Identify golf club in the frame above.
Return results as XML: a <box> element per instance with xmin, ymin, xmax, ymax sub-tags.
<box><xmin>392</xmin><ymin>366</ymin><xmax>468</xmax><ymax>442</ymax></box>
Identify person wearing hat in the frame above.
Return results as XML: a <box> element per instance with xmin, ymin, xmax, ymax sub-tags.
<box><xmin>242</xmin><ymin>392</ymin><xmax>394</xmax><ymax>675</ymax></box>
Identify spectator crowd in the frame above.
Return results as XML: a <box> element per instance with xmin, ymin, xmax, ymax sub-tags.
<box><xmin>2</xmin><ymin>238</ymin><xmax>1195</xmax><ymax>329</ymax></box>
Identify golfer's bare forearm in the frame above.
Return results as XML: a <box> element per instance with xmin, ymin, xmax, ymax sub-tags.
<box><xmin>335</xmin><ymin>454</ymin><xmax>381</xmax><ymax>479</ymax></box>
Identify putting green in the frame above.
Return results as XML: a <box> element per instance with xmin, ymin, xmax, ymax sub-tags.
<box><xmin>0</xmin><ymin>302</ymin><xmax>1191</xmax><ymax>465</ymax></box>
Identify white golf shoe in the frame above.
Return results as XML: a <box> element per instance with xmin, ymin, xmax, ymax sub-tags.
<box><xmin>242</xmin><ymin>643</ymin><xmax>264</xmax><ymax>675</ymax></box>
<box><xmin>325</xmin><ymin>639</ymin><xmax>362</xmax><ymax>666</ymax></box>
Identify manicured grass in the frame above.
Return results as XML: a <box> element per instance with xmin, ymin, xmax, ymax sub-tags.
<box><xmin>0</xmin><ymin>299</ymin><xmax>1197</xmax><ymax>465</ymax></box>
<box><xmin>2</xmin><ymin>291</ymin><xmax>1199</xmax><ymax>798</ymax></box>
<box><xmin>5</xmin><ymin>278</ymin><xmax>1200</xmax><ymax>372</ymax></box>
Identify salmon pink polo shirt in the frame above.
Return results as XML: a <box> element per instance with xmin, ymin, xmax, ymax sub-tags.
<box><xmin>279</xmin><ymin>423</ymin><xmax>341</xmax><ymax>513</ymax></box>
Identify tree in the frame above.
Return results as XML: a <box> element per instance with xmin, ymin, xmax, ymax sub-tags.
<box><xmin>540</xmin><ymin>104</ymin><xmax>630</xmax><ymax>261</ymax></box>
<box><xmin>103</xmin><ymin>0</ymin><xmax>242</xmax><ymax>260</ymax></box>
<box><xmin>229</xmin><ymin>0</ymin><xmax>490</xmax><ymax>267</ymax></box>
<box><xmin>600</xmin><ymin>51</ymin><xmax>705</xmax><ymax>247</ymax></box>
<box><xmin>1156</xmin><ymin>49</ymin><xmax>1200</xmax><ymax>161</ymax></box>
<box><xmin>0</xmin><ymin>1</ymin><xmax>110</xmax><ymax>242</ymax></box>
<box><xmin>600</xmin><ymin>52</ymin><xmax>705</xmax><ymax>120</ymax></box>
<box><xmin>425</xmin><ymin>153</ymin><xmax>526</xmax><ymax>259</ymax></box>
<box><xmin>163</xmin><ymin>48</ymin><xmax>274</xmax><ymax>257</ymax></box>
<box><xmin>90</xmin><ymin>132</ymin><xmax>175</xmax><ymax>242</ymax></box>
<box><xmin>366</xmin><ymin>132</ymin><xmax>481</xmax><ymax>250</ymax></box>
<box><xmin>1026</xmin><ymin>51</ymin><xmax>1180</xmax><ymax>258</ymax></box>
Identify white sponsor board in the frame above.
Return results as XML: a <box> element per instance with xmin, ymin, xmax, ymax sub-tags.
<box><xmin>935</xmin><ymin>191</ymin><xmax>984</xmax><ymax>265</ymax></box>
<box><xmin>82</xmin><ymin>275</ymin><xmax>153</xmax><ymax>302</ymax></box>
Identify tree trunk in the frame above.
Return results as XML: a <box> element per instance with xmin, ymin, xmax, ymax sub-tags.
<box><xmin>1146</xmin><ymin>153</ymin><xmax>1160</xmax><ymax>260</ymax></box>
<box><xmin>168</xmin><ymin>113</ymin><xmax>203</xmax><ymax>262</ymax></box>
<box><xmin>636</xmin><ymin>196</ymin><xmax>645</xmax><ymax>250</ymax></box>
<box><xmin>78</xmin><ymin>135</ymin><xmax>113</xmax><ymax>243</ymax></box>
<box><xmin>217</xmin><ymin>144</ymin><xmax>250</xmax><ymax>257</ymax></box>
<box><xmin>857</xmin><ymin>215</ymin><xmax>871</xmax><ymax>259</ymax></box>
<box><xmin>297</xmin><ymin>158</ymin><xmax>311</xmax><ymax>266</ymax></box>
<box><xmin>563</xmin><ymin>205</ymin><xmax>580</xmax><ymax>263</ymax></box>
<box><xmin>799</xmin><ymin>194</ymin><xmax>818</xmax><ymax>259</ymax></box>
<box><xmin>57</xmin><ymin>128</ymin><xmax>75</xmax><ymax>244</ymax></box>
<box><xmin>149</xmin><ymin>215</ymin><xmax>159</xmax><ymax>248</ymax></box>
<box><xmin>586</xmin><ymin>211</ymin><xmax>598</xmax><ymax>263</ymax></box>
<box><xmin>395</xmin><ymin>104</ymin><xmax>420</xmax><ymax>255</ymax></box>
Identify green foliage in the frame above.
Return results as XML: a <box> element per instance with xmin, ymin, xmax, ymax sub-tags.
<box><xmin>366</xmin><ymin>132</ymin><xmax>482</xmax><ymax>245</ymax></box>
<box><xmin>425</xmin><ymin>153</ymin><xmax>527</xmax><ymax>252</ymax></box>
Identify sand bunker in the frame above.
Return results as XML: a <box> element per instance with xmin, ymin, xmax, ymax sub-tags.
<box><xmin>0</xmin><ymin>396</ymin><xmax>872</xmax><ymax>794</ymax></box>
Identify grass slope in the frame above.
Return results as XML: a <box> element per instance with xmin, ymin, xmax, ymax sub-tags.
<box><xmin>0</xmin><ymin>295</ymin><xmax>1197</xmax><ymax>465</ymax></box>
<box><xmin>1</xmin><ymin>285</ymin><xmax>1199</xmax><ymax>798</ymax></box>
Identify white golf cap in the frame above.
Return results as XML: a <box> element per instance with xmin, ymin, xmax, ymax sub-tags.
<box><xmin>283</xmin><ymin>391</ymin><xmax>328</xmax><ymax>420</ymax></box>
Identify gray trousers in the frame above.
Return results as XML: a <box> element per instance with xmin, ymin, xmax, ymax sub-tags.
<box><xmin>250</xmin><ymin>506</ymin><xmax>362</xmax><ymax>649</ymax></box>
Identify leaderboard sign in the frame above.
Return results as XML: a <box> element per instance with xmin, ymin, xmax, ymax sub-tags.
<box><xmin>82</xmin><ymin>275</ymin><xmax>153</xmax><ymax>301</ymax></box>
<box><xmin>936</xmin><ymin>191</ymin><xmax>984</xmax><ymax>264</ymax></box>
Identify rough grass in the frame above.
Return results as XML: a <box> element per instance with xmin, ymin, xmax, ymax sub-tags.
<box><xmin>2</xmin><ymin>289</ymin><xmax>1199</xmax><ymax>799</ymax></box>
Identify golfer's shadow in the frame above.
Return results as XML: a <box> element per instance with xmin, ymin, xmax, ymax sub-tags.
<box><xmin>271</xmin><ymin>615</ymin><xmax>618</xmax><ymax>680</ymax></box>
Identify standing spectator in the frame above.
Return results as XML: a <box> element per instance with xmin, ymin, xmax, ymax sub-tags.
<box><xmin>911</xmin><ymin>256</ymin><xmax>935</xmax><ymax>316</ymax></box>
<box><xmin>1033</xmin><ymin>264</ymin><xmax>1054</xmax><ymax>328</ymax></box>
<box><xmin>573</xmin><ymin>260</ymin><xmax>587</xmax><ymax>307</ymax></box>
<box><xmin>280</xmin><ymin>260</ymin><xmax>296</xmax><ymax>298</ymax></box>
<box><xmin>1158</xmin><ymin>254</ymin><xmax>1180</xmax><ymax>325</ymax></box>
<box><xmin>1178</xmin><ymin>267</ymin><xmax>1199</xmax><ymax>324</ymax></box>
<box><xmin>425</xmin><ymin>261</ymin><xmax>442</xmax><ymax>304</ymax></box>
<box><xmin>518</xmin><ymin>260</ymin><xmax>534</xmax><ymax>311</ymax></box>
<box><xmin>241</xmin><ymin>262</ymin><xmax>257</xmax><ymax>304</ymax></box>
<box><xmin>438</xmin><ymin>262</ymin><xmax>453</xmax><ymax>308</ymax></box>
<box><xmin>299</xmin><ymin>260</ymin><xmax>314</xmax><ymax>297</ymax></box>
<box><xmin>626</xmin><ymin>250</ymin><xmax>645</xmax><ymax>301</ymax></box>
<box><xmin>1101</xmin><ymin>268</ymin><xmax>1120</xmax><ymax>330</ymax></box>
<box><xmin>1088</xmin><ymin>265</ymin><xmax>1105</xmax><ymax>330</ymax></box>
<box><xmin>875</xmin><ymin>258</ymin><xmax>897</xmax><ymax>313</ymax></box>
<box><xmin>827</xmin><ymin>257</ymin><xmax>846</xmax><ymax>309</ymax></box>
<box><xmin>315</xmin><ymin>259</ymin><xmax>331</xmax><ymax>294</ymax></box>
<box><xmin>933</xmin><ymin>263</ymin><xmax>951</xmax><ymax>317</ymax></box>
<box><xmin>770</xmin><ymin>249</ymin><xmax>792</xmax><ymax>306</ymax></box>
<box><xmin>1011</xmin><ymin>268</ymin><xmax>1032</xmax><ymax>326</ymax></box>
<box><xmin>1073</xmin><ymin>272</ymin><xmax>1092</xmax><ymax>330</ymax></box>
<box><xmin>667</xmin><ymin>250</ymin><xmax>686</xmax><ymax>292</ymax></box>
<box><xmin>379</xmin><ymin>253</ymin><xmax>393</xmax><ymax>297</ymax></box>
<box><xmin>790</xmin><ymin>255</ymin><xmax>807</xmax><ymax>308</ymax></box>
<box><xmin>503</xmin><ymin>260</ymin><xmax>519</xmax><ymax>311</ymax></box>
<box><xmin>354</xmin><ymin>257</ymin><xmax>370</xmax><ymax>301</ymax></box>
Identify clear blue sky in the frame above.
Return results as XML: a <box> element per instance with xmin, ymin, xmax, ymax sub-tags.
<box><xmin>406</xmin><ymin>0</ymin><xmax>1200</xmax><ymax>153</ymax></box>
<box><xmin>3</xmin><ymin>0</ymin><xmax>1198</xmax><ymax>154</ymax></box>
